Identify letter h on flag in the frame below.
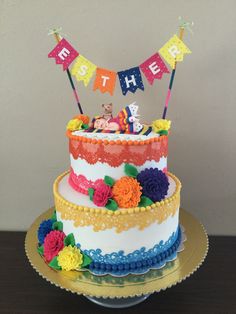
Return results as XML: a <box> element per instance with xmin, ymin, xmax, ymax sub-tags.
<box><xmin>48</xmin><ymin>38</ymin><xmax>79</xmax><ymax>71</ymax></box>
<box><xmin>118</xmin><ymin>67</ymin><xmax>144</xmax><ymax>95</ymax></box>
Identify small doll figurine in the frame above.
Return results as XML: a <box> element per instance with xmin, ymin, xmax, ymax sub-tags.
<box><xmin>102</xmin><ymin>103</ymin><xmax>113</xmax><ymax>120</ymax></box>
<box><xmin>93</xmin><ymin>117</ymin><xmax>109</xmax><ymax>129</ymax></box>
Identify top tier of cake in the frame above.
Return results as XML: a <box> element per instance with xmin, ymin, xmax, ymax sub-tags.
<box><xmin>66</xmin><ymin>102</ymin><xmax>171</xmax><ymax>204</ymax></box>
<box><xmin>67</xmin><ymin>129</ymin><xmax>168</xmax><ymax>195</ymax></box>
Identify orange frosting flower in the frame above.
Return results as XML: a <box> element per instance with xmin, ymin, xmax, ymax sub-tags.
<box><xmin>73</xmin><ymin>114</ymin><xmax>90</xmax><ymax>125</ymax></box>
<box><xmin>112</xmin><ymin>176</ymin><xmax>142</xmax><ymax>208</ymax></box>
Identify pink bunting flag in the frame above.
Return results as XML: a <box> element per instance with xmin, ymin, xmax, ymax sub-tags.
<box><xmin>48</xmin><ymin>38</ymin><xmax>79</xmax><ymax>71</ymax></box>
<box><xmin>140</xmin><ymin>53</ymin><xmax>169</xmax><ymax>85</ymax></box>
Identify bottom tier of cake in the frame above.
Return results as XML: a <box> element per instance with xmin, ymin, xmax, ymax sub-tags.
<box><xmin>80</xmin><ymin>226</ymin><xmax>183</xmax><ymax>276</ymax></box>
<box><xmin>45</xmin><ymin>171</ymin><xmax>183</xmax><ymax>276</ymax></box>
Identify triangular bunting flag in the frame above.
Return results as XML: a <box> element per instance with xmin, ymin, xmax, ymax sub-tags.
<box><xmin>140</xmin><ymin>53</ymin><xmax>169</xmax><ymax>85</ymax></box>
<box><xmin>71</xmin><ymin>55</ymin><xmax>97</xmax><ymax>86</ymax></box>
<box><xmin>93</xmin><ymin>68</ymin><xmax>116</xmax><ymax>95</ymax></box>
<box><xmin>118</xmin><ymin>67</ymin><xmax>144</xmax><ymax>95</ymax></box>
<box><xmin>159</xmin><ymin>35</ymin><xmax>191</xmax><ymax>69</ymax></box>
<box><xmin>48</xmin><ymin>38</ymin><xmax>79</xmax><ymax>71</ymax></box>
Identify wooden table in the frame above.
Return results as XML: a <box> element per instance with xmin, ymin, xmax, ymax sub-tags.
<box><xmin>0</xmin><ymin>232</ymin><xmax>235</xmax><ymax>313</ymax></box>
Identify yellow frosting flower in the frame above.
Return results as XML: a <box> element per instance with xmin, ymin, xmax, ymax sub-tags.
<box><xmin>152</xmin><ymin>119</ymin><xmax>171</xmax><ymax>133</ymax></box>
<box><xmin>66</xmin><ymin>119</ymin><xmax>83</xmax><ymax>131</ymax></box>
<box><xmin>57</xmin><ymin>245</ymin><xmax>83</xmax><ymax>271</ymax></box>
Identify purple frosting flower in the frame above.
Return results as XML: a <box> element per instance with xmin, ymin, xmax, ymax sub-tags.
<box><xmin>137</xmin><ymin>168</ymin><xmax>169</xmax><ymax>202</ymax></box>
<box><xmin>37</xmin><ymin>219</ymin><xmax>53</xmax><ymax>245</ymax></box>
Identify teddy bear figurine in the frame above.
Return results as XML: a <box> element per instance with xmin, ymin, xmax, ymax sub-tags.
<box><xmin>102</xmin><ymin>103</ymin><xmax>113</xmax><ymax>120</ymax></box>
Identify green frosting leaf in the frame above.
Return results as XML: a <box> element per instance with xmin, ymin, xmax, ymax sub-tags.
<box><xmin>88</xmin><ymin>188</ymin><xmax>94</xmax><ymax>201</ymax></box>
<box><xmin>104</xmin><ymin>175</ymin><xmax>115</xmax><ymax>187</ymax></box>
<box><xmin>81</xmin><ymin>254</ymin><xmax>92</xmax><ymax>268</ymax></box>
<box><xmin>49</xmin><ymin>256</ymin><xmax>61</xmax><ymax>270</ymax></box>
<box><xmin>124</xmin><ymin>164</ymin><xmax>138</xmax><ymax>178</ymax></box>
<box><xmin>82</xmin><ymin>124</ymin><xmax>89</xmax><ymax>130</ymax></box>
<box><xmin>158</xmin><ymin>130</ymin><xmax>168</xmax><ymax>136</ymax></box>
<box><xmin>64</xmin><ymin>233</ymin><xmax>75</xmax><ymax>247</ymax></box>
<box><xmin>52</xmin><ymin>221</ymin><xmax>63</xmax><ymax>231</ymax></box>
<box><xmin>51</xmin><ymin>210</ymin><xmax>57</xmax><ymax>222</ymax></box>
<box><xmin>105</xmin><ymin>199</ymin><xmax>118</xmax><ymax>211</ymax></box>
<box><xmin>138</xmin><ymin>196</ymin><xmax>154</xmax><ymax>207</ymax></box>
<box><xmin>37</xmin><ymin>245</ymin><xmax>44</xmax><ymax>256</ymax></box>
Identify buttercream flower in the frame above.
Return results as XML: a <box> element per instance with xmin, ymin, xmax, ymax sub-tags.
<box><xmin>73</xmin><ymin>114</ymin><xmax>90</xmax><ymax>125</ymax></box>
<box><xmin>152</xmin><ymin>119</ymin><xmax>171</xmax><ymax>133</ymax></box>
<box><xmin>44</xmin><ymin>230</ymin><xmax>65</xmax><ymax>262</ymax></box>
<box><xmin>137</xmin><ymin>168</ymin><xmax>169</xmax><ymax>202</ymax></box>
<box><xmin>57</xmin><ymin>245</ymin><xmax>83</xmax><ymax>271</ymax></box>
<box><xmin>37</xmin><ymin>219</ymin><xmax>53</xmax><ymax>245</ymax></box>
<box><xmin>66</xmin><ymin>119</ymin><xmax>83</xmax><ymax>131</ymax></box>
<box><xmin>112</xmin><ymin>176</ymin><xmax>142</xmax><ymax>208</ymax></box>
<box><xmin>93</xmin><ymin>182</ymin><xmax>112</xmax><ymax>207</ymax></box>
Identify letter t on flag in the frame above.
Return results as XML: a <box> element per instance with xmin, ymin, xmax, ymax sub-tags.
<box><xmin>93</xmin><ymin>68</ymin><xmax>116</xmax><ymax>95</ymax></box>
<box><xmin>48</xmin><ymin>38</ymin><xmax>79</xmax><ymax>71</ymax></box>
<box><xmin>140</xmin><ymin>53</ymin><xmax>169</xmax><ymax>85</ymax></box>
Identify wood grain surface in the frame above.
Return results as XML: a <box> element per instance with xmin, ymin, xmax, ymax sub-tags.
<box><xmin>0</xmin><ymin>232</ymin><xmax>235</xmax><ymax>314</ymax></box>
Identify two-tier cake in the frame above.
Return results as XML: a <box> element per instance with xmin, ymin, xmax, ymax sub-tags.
<box><xmin>37</xmin><ymin>103</ymin><xmax>182</xmax><ymax>276</ymax></box>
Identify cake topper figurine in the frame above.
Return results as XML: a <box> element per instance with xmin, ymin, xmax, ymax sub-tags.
<box><xmin>48</xmin><ymin>19</ymin><xmax>192</xmax><ymax>119</ymax></box>
<box><xmin>92</xmin><ymin>102</ymin><xmax>143</xmax><ymax>133</ymax></box>
<box><xmin>102</xmin><ymin>103</ymin><xmax>113</xmax><ymax>120</ymax></box>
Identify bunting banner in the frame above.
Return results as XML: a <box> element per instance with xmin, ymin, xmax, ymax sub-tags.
<box><xmin>71</xmin><ymin>55</ymin><xmax>96</xmax><ymax>86</ymax></box>
<box><xmin>140</xmin><ymin>53</ymin><xmax>169</xmax><ymax>85</ymax></box>
<box><xmin>48</xmin><ymin>34</ymin><xmax>191</xmax><ymax>94</ymax></box>
<box><xmin>48</xmin><ymin>38</ymin><xmax>79</xmax><ymax>71</ymax></box>
<box><xmin>159</xmin><ymin>34</ymin><xmax>191</xmax><ymax>69</ymax></box>
<box><xmin>118</xmin><ymin>67</ymin><xmax>144</xmax><ymax>95</ymax></box>
<box><xmin>93</xmin><ymin>68</ymin><xmax>116</xmax><ymax>95</ymax></box>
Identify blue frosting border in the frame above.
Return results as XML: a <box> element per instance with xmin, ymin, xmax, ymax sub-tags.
<box><xmin>77</xmin><ymin>226</ymin><xmax>182</xmax><ymax>276</ymax></box>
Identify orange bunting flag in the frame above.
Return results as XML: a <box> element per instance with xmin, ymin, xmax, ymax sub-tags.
<box><xmin>93</xmin><ymin>68</ymin><xmax>117</xmax><ymax>95</ymax></box>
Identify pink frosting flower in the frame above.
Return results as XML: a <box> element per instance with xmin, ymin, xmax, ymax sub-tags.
<box><xmin>93</xmin><ymin>182</ymin><xmax>112</xmax><ymax>207</ymax></box>
<box><xmin>44</xmin><ymin>230</ymin><xmax>65</xmax><ymax>262</ymax></box>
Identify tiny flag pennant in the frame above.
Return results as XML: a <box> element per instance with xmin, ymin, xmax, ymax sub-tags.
<box><xmin>71</xmin><ymin>55</ymin><xmax>96</xmax><ymax>86</ymax></box>
<box><xmin>118</xmin><ymin>67</ymin><xmax>144</xmax><ymax>95</ymax></box>
<box><xmin>93</xmin><ymin>68</ymin><xmax>116</xmax><ymax>95</ymax></box>
<box><xmin>48</xmin><ymin>38</ymin><xmax>79</xmax><ymax>71</ymax></box>
<box><xmin>140</xmin><ymin>53</ymin><xmax>169</xmax><ymax>85</ymax></box>
<box><xmin>159</xmin><ymin>35</ymin><xmax>191</xmax><ymax>69</ymax></box>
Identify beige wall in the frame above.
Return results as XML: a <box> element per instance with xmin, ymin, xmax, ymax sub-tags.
<box><xmin>0</xmin><ymin>0</ymin><xmax>235</xmax><ymax>234</ymax></box>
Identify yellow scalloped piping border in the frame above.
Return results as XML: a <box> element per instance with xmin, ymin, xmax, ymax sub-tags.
<box><xmin>54</xmin><ymin>171</ymin><xmax>181</xmax><ymax>233</ymax></box>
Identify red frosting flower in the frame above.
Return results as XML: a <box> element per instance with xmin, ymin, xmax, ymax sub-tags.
<box><xmin>43</xmin><ymin>230</ymin><xmax>65</xmax><ymax>262</ymax></box>
<box><xmin>93</xmin><ymin>182</ymin><xmax>112</xmax><ymax>207</ymax></box>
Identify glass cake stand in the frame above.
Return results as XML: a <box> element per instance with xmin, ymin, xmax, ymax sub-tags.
<box><xmin>25</xmin><ymin>208</ymin><xmax>208</xmax><ymax>308</ymax></box>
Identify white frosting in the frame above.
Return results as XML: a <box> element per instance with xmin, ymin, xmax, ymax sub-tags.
<box><xmin>72</xmin><ymin>129</ymin><xmax>159</xmax><ymax>141</ymax></box>
<box><xmin>58</xmin><ymin>173</ymin><xmax>176</xmax><ymax>209</ymax></box>
<box><xmin>57</xmin><ymin>209</ymin><xmax>179</xmax><ymax>254</ymax></box>
<box><xmin>56</xmin><ymin>172</ymin><xmax>179</xmax><ymax>255</ymax></box>
<box><xmin>70</xmin><ymin>155</ymin><xmax>167</xmax><ymax>181</ymax></box>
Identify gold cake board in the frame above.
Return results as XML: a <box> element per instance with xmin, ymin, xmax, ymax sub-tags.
<box><xmin>25</xmin><ymin>208</ymin><xmax>208</xmax><ymax>308</ymax></box>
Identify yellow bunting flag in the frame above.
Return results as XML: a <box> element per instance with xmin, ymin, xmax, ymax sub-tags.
<box><xmin>159</xmin><ymin>35</ymin><xmax>191</xmax><ymax>69</ymax></box>
<box><xmin>71</xmin><ymin>55</ymin><xmax>96</xmax><ymax>86</ymax></box>
<box><xmin>93</xmin><ymin>68</ymin><xmax>117</xmax><ymax>95</ymax></box>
